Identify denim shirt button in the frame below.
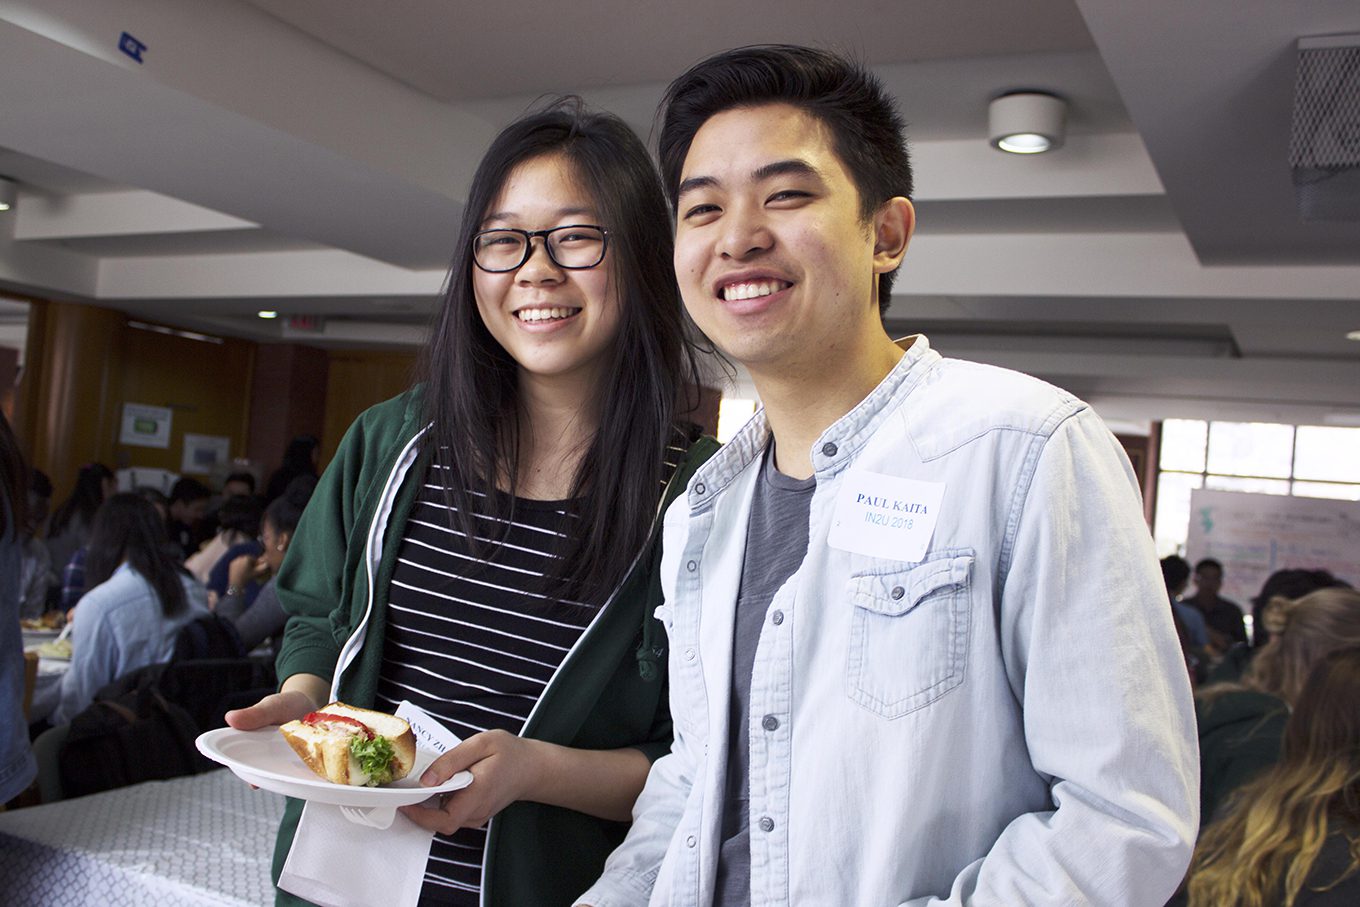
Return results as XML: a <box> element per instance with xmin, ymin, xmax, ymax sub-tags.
<box><xmin>771</xmin><ymin>610</ymin><xmax>784</xmax><ymax>626</ymax></box>
<box><xmin>890</xmin><ymin>585</ymin><xmax>905</xmax><ymax>600</ymax></box>
<box><xmin>821</xmin><ymin>442</ymin><xmax>838</xmax><ymax>458</ymax></box>
<box><xmin>761</xmin><ymin>714</ymin><xmax>779</xmax><ymax>732</ymax></box>
<box><xmin>684</xmin><ymin>647</ymin><xmax>696</xmax><ymax>661</ymax></box>
<box><xmin>687</xmin><ymin>559</ymin><xmax>698</xmax><ymax>572</ymax></box>
<box><xmin>686</xmin><ymin>835</ymin><xmax>697</xmax><ymax>848</ymax></box>
<box><xmin>694</xmin><ymin>482</ymin><xmax>706</xmax><ymax>495</ymax></box>
<box><xmin>758</xmin><ymin>816</ymin><xmax>775</xmax><ymax>833</ymax></box>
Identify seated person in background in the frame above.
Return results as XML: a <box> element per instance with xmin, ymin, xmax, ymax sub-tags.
<box><xmin>1188</xmin><ymin>646</ymin><xmax>1360</xmax><ymax>907</ymax></box>
<box><xmin>196</xmin><ymin>471</ymin><xmax>259</xmax><ymax>542</ymax></box>
<box><xmin>1187</xmin><ymin>558</ymin><xmax>1247</xmax><ymax>651</ymax></box>
<box><xmin>19</xmin><ymin>468</ymin><xmax>56</xmax><ymax>619</ymax></box>
<box><xmin>205</xmin><ymin>518</ymin><xmax>264</xmax><ymax>610</ymax></box>
<box><xmin>58</xmin><ymin>544</ymin><xmax>87</xmax><ymax>615</ymax></box>
<box><xmin>1251</xmin><ymin>568</ymin><xmax>1350</xmax><ymax>649</ymax></box>
<box><xmin>1196</xmin><ymin>587</ymin><xmax>1360</xmax><ymax>830</ymax></box>
<box><xmin>1164</xmin><ymin>554</ymin><xmax>1209</xmax><ymax>683</ymax></box>
<box><xmin>165</xmin><ymin>477</ymin><xmax>211</xmax><ymax>560</ymax></box>
<box><xmin>59</xmin><ymin>486</ymin><xmax>172</xmax><ymax>616</ymax></box>
<box><xmin>1164</xmin><ymin>555</ymin><xmax>1210</xmax><ymax>648</ymax></box>
<box><xmin>1209</xmin><ymin>567</ymin><xmax>1355</xmax><ymax>685</ymax></box>
<box><xmin>222</xmin><ymin>471</ymin><xmax>256</xmax><ymax>502</ymax></box>
<box><xmin>186</xmin><ymin>494</ymin><xmax>262</xmax><ymax>588</ymax></box>
<box><xmin>43</xmin><ymin>462</ymin><xmax>115</xmax><ymax>587</ymax></box>
<box><xmin>217</xmin><ymin>476</ymin><xmax>316</xmax><ymax>655</ymax></box>
<box><xmin>264</xmin><ymin>435</ymin><xmax>318</xmax><ymax>505</ymax></box>
<box><xmin>52</xmin><ymin>494</ymin><xmax>208</xmax><ymax>725</ymax></box>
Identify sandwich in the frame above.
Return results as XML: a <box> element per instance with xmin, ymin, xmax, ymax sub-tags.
<box><xmin>279</xmin><ymin>702</ymin><xmax>417</xmax><ymax>787</ymax></box>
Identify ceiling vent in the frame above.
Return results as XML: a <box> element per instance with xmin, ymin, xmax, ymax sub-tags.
<box><xmin>1291</xmin><ymin>35</ymin><xmax>1360</xmax><ymax>222</ymax></box>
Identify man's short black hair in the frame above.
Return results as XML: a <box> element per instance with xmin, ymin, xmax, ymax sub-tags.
<box><xmin>1161</xmin><ymin>555</ymin><xmax>1192</xmax><ymax>591</ymax></box>
<box><xmin>169</xmin><ymin>476</ymin><xmax>211</xmax><ymax>504</ymax></box>
<box><xmin>1194</xmin><ymin>558</ymin><xmax>1223</xmax><ymax>574</ymax></box>
<box><xmin>224</xmin><ymin>471</ymin><xmax>256</xmax><ymax>493</ymax></box>
<box><xmin>658</xmin><ymin>44</ymin><xmax>914</xmax><ymax>316</ymax></box>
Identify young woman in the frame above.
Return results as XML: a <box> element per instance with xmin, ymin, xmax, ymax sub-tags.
<box><xmin>51</xmin><ymin>493</ymin><xmax>209</xmax><ymax>725</ymax></box>
<box><xmin>1189</xmin><ymin>646</ymin><xmax>1360</xmax><ymax>906</ymax></box>
<box><xmin>1197</xmin><ymin>588</ymin><xmax>1360</xmax><ymax>829</ymax></box>
<box><xmin>186</xmin><ymin>492</ymin><xmax>262</xmax><ymax>587</ymax></box>
<box><xmin>44</xmin><ymin>461</ymin><xmax>115</xmax><ymax>583</ymax></box>
<box><xmin>227</xmin><ymin>100</ymin><xmax>716</xmax><ymax>906</ymax></box>
<box><xmin>216</xmin><ymin>476</ymin><xmax>317</xmax><ymax>654</ymax></box>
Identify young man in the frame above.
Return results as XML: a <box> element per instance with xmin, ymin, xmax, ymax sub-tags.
<box><xmin>1188</xmin><ymin>557</ymin><xmax>1247</xmax><ymax>650</ymax></box>
<box><xmin>579</xmin><ymin>46</ymin><xmax>1197</xmax><ymax>906</ymax></box>
<box><xmin>166</xmin><ymin>476</ymin><xmax>211</xmax><ymax>560</ymax></box>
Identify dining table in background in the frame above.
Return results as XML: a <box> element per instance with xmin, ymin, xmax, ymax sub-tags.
<box><xmin>0</xmin><ymin>767</ymin><xmax>283</xmax><ymax>906</ymax></box>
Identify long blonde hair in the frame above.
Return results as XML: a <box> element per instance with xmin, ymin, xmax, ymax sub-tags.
<box><xmin>1246</xmin><ymin>589</ymin><xmax>1360</xmax><ymax>704</ymax></box>
<box><xmin>1188</xmin><ymin>646</ymin><xmax>1360</xmax><ymax>907</ymax></box>
<box><xmin>1199</xmin><ymin>587</ymin><xmax>1360</xmax><ymax>708</ymax></box>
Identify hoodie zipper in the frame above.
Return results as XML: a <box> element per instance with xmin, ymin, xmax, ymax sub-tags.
<box><xmin>330</xmin><ymin>426</ymin><xmax>428</xmax><ymax>700</ymax></box>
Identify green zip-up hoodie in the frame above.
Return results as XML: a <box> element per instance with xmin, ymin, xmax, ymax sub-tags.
<box><xmin>269</xmin><ymin>387</ymin><xmax>718</xmax><ymax>906</ymax></box>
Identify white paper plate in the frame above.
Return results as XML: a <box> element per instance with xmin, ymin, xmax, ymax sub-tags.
<box><xmin>196</xmin><ymin>726</ymin><xmax>473</xmax><ymax>807</ymax></box>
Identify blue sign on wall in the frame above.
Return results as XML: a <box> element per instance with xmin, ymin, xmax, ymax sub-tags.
<box><xmin>119</xmin><ymin>32</ymin><xmax>147</xmax><ymax>63</ymax></box>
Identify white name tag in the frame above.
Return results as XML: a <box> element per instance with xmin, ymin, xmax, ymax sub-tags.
<box><xmin>828</xmin><ymin>471</ymin><xmax>944</xmax><ymax>562</ymax></box>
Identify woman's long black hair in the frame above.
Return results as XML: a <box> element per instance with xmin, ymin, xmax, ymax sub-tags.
<box><xmin>418</xmin><ymin>98</ymin><xmax>697</xmax><ymax>602</ymax></box>
<box><xmin>49</xmin><ymin>462</ymin><xmax>113</xmax><ymax>538</ymax></box>
<box><xmin>84</xmin><ymin>493</ymin><xmax>188</xmax><ymax>617</ymax></box>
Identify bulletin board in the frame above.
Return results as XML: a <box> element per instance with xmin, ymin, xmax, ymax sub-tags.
<box><xmin>1185</xmin><ymin>489</ymin><xmax>1360</xmax><ymax>604</ymax></box>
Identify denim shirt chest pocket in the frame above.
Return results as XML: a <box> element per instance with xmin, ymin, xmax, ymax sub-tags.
<box><xmin>845</xmin><ymin>548</ymin><xmax>976</xmax><ymax>718</ymax></box>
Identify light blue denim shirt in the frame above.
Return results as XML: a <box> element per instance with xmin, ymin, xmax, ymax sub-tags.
<box><xmin>581</xmin><ymin>337</ymin><xmax>1198</xmax><ymax>906</ymax></box>
<box><xmin>53</xmin><ymin>563</ymin><xmax>208</xmax><ymax>725</ymax></box>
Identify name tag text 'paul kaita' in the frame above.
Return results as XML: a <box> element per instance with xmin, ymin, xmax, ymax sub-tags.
<box><xmin>830</xmin><ymin>474</ymin><xmax>945</xmax><ymax>561</ymax></box>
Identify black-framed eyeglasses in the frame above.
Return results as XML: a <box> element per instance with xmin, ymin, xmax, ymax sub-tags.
<box><xmin>471</xmin><ymin>224</ymin><xmax>609</xmax><ymax>273</ymax></box>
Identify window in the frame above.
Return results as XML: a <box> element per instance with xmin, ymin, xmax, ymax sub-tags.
<box><xmin>716</xmin><ymin>397</ymin><xmax>758</xmax><ymax>444</ymax></box>
<box><xmin>1154</xmin><ymin>419</ymin><xmax>1360</xmax><ymax>557</ymax></box>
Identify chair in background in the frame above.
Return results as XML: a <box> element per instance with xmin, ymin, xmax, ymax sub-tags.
<box><xmin>31</xmin><ymin>724</ymin><xmax>68</xmax><ymax>803</ymax></box>
<box><xmin>21</xmin><ymin>650</ymin><xmax>37</xmax><ymax>721</ymax></box>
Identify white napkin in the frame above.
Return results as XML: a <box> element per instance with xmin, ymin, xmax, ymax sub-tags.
<box><xmin>277</xmin><ymin>702</ymin><xmax>463</xmax><ymax>907</ymax></box>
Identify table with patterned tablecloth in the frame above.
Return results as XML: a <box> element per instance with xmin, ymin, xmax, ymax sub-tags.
<box><xmin>0</xmin><ymin>768</ymin><xmax>283</xmax><ymax>906</ymax></box>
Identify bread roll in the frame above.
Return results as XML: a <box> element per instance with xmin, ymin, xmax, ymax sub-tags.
<box><xmin>279</xmin><ymin>702</ymin><xmax>417</xmax><ymax>786</ymax></box>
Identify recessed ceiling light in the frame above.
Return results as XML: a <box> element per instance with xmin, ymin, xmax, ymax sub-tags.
<box><xmin>1347</xmin><ymin>330</ymin><xmax>1360</xmax><ymax>341</ymax></box>
<box><xmin>989</xmin><ymin>92</ymin><xmax>1067</xmax><ymax>155</ymax></box>
<box><xmin>257</xmin><ymin>310</ymin><xmax>278</xmax><ymax>319</ymax></box>
<box><xmin>0</xmin><ymin>177</ymin><xmax>16</xmax><ymax>212</ymax></box>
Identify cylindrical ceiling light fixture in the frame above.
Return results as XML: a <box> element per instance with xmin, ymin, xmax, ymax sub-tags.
<box><xmin>0</xmin><ymin>177</ymin><xmax>16</xmax><ymax>212</ymax></box>
<box><xmin>989</xmin><ymin>92</ymin><xmax>1067</xmax><ymax>154</ymax></box>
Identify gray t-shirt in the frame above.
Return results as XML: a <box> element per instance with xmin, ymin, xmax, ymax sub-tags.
<box><xmin>713</xmin><ymin>441</ymin><xmax>815</xmax><ymax>907</ymax></box>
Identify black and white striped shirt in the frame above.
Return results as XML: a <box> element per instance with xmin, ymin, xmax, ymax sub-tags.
<box><xmin>374</xmin><ymin>474</ymin><xmax>594</xmax><ymax>905</ymax></box>
<box><xmin>375</xmin><ymin>439</ymin><xmax>689</xmax><ymax>905</ymax></box>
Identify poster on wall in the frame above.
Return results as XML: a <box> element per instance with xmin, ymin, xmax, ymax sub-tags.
<box><xmin>119</xmin><ymin>403</ymin><xmax>172</xmax><ymax>448</ymax></box>
<box><xmin>1185</xmin><ymin>488</ymin><xmax>1360</xmax><ymax>606</ymax></box>
<box><xmin>181</xmin><ymin>433</ymin><xmax>231</xmax><ymax>475</ymax></box>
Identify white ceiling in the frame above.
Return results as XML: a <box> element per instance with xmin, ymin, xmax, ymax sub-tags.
<box><xmin>0</xmin><ymin>0</ymin><xmax>1357</xmax><ymax>431</ymax></box>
